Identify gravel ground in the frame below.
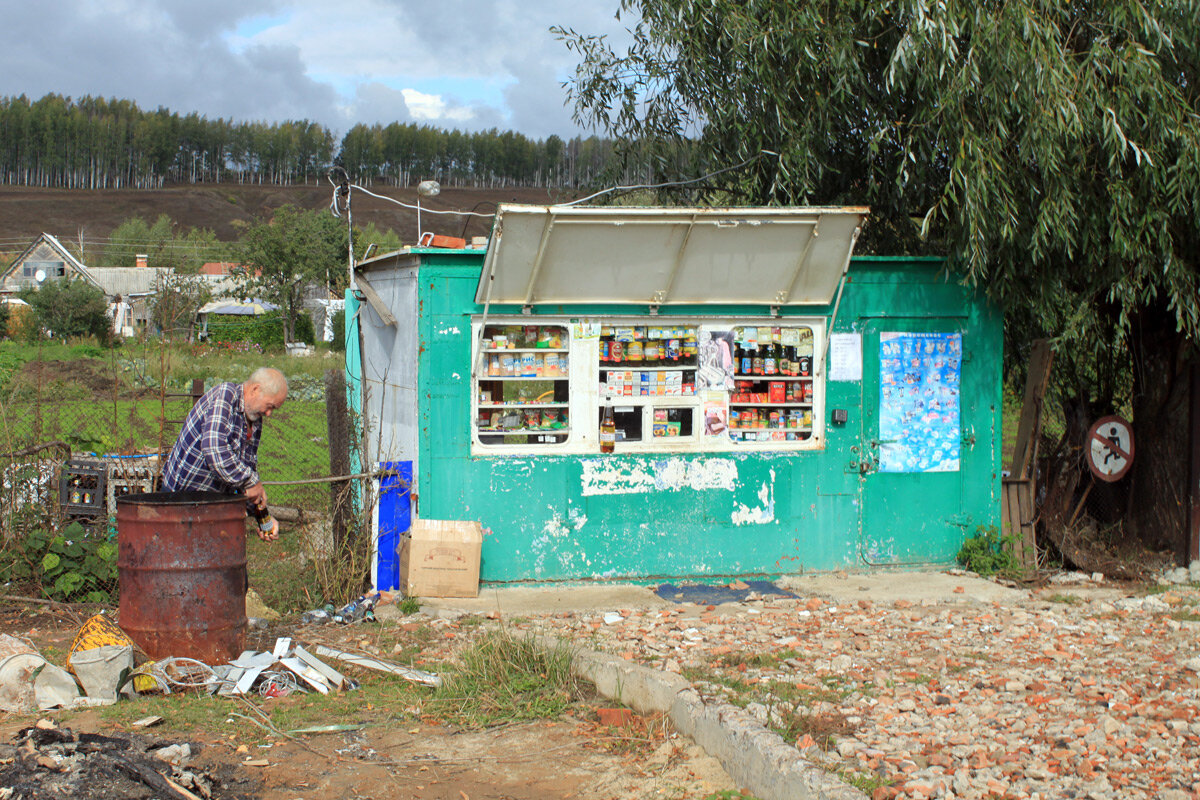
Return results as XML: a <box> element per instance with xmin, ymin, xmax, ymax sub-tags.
<box><xmin>494</xmin><ymin>573</ymin><xmax>1200</xmax><ymax>800</ymax></box>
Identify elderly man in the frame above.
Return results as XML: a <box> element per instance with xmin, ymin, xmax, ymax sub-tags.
<box><xmin>162</xmin><ymin>367</ymin><xmax>288</xmax><ymax>541</ymax></box>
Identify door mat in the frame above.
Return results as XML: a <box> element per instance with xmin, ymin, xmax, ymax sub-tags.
<box><xmin>654</xmin><ymin>580</ymin><xmax>795</xmax><ymax>605</ymax></box>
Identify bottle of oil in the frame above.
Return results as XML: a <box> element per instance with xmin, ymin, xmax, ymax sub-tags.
<box><xmin>600</xmin><ymin>394</ymin><xmax>616</xmax><ymax>454</ymax></box>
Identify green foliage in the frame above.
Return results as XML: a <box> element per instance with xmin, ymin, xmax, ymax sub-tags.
<box><xmin>152</xmin><ymin>272</ymin><xmax>213</xmax><ymax>338</ymax></box>
<box><xmin>97</xmin><ymin>214</ymin><xmax>227</xmax><ymax>271</ymax></box>
<box><xmin>2</xmin><ymin>522</ymin><xmax>118</xmax><ymax>603</ymax></box>
<box><xmin>561</xmin><ymin>1</ymin><xmax>1200</xmax><ymax>543</ymax></box>
<box><xmin>430</xmin><ymin>630</ymin><xmax>587</xmax><ymax>728</ymax></box>
<box><xmin>0</xmin><ymin>302</ymin><xmax>9</xmax><ymax>339</ymax></box>
<box><xmin>205</xmin><ymin>311</ymin><xmax>284</xmax><ymax>350</ymax></box>
<box><xmin>398</xmin><ymin>596</ymin><xmax>420</xmax><ymax>615</ymax></box>
<box><xmin>292</xmin><ymin>313</ymin><xmax>316</xmax><ymax>346</ymax></box>
<box><xmin>957</xmin><ymin>526</ymin><xmax>1022</xmax><ymax>577</ymax></box>
<box><xmin>18</xmin><ymin>278</ymin><xmax>111</xmax><ymax>342</ymax></box>
<box><xmin>357</xmin><ymin>222</ymin><xmax>403</xmax><ymax>254</ymax></box>
<box><xmin>237</xmin><ymin>206</ymin><xmax>347</xmax><ymax>343</ymax></box>
<box><xmin>331</xmin><ymin>309</ymin><xmax>346</xmax><ymax>352</ymax></box>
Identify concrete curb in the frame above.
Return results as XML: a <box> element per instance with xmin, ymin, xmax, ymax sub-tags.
<box><xmin>541</xmin><ymin>636</ymin><xmax>867</xmax><ymax>800</ymax></box>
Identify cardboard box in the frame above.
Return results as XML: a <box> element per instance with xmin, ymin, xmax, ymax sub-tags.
<box><xmin>400</xmin><ymin>519</ymin><xmax>482</xmax><ymax>598</ymax></box>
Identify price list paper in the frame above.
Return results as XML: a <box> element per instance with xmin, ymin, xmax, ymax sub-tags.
<box><xmin>878</xmin><ymin>332</ymin><xmax>962</xmax><ymax>473</ymax></box>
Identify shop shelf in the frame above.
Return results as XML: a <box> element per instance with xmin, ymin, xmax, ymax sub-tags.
<box><xmin>729</xmin><ymin>402</ymin><xmax>813</xmax><ymax>408</ymax></box>
<box><xmin>478</xmin><ymin>402</ymin><xmax>569</xmax><ymax>409</ymax></box>
<box><xmin>733</xmin><ymin>373</ymin><xmax>813</xmax><ymax>380</ymax></box>
<box><xmin>480</xmin><ymin>375</ymin><xmax>570</xmax><ymax>381</ymax></box>
<box><xmin>482</xmin><ymin>348</ymin><xmax>570</xmax><ymax>354</ymax></box>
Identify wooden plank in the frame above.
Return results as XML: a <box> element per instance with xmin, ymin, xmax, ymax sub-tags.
<box><xmin>1009</xmin><ymin>339</ymin><xmax>1053</xmax><ymax>480</ymax></box>
<box><xmin>354</xmin><ymin>273</ymin><xmax>397</xmax><ymax>327</ymax></box>
<box><xmin>1015</xmin><ymin>480</ymin><xmax>1037</xmax><ymax>569</ymax></box>
<box><xmin>1002</xmin><ymin>478</ymin><xmax>1038</xmax><ymax>569</ymax></box>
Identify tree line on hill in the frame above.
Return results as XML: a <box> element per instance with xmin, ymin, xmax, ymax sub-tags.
<box><xmin>0</xmin><ymin>93</ymin><xmax>645</xmax><ymax>190</ymax></box>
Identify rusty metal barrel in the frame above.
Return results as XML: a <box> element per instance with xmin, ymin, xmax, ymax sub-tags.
<box><xmin>116</xmin><ymin>491</ymin><xmax>247</xmax><ymax>663</ymax></box>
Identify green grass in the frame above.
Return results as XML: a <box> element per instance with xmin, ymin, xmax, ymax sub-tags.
<box><xmin>429</xmin><ymin>628</ymin><xmax>590</xmax><ymax>728</ymax></box>
<box><xmin>1046</xmin><ymin>592</ymin><xmax>1083</xmax><ymax>605</ymax></box>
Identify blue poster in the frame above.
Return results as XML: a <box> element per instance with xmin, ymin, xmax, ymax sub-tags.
<box><xmin>879</xmin><ymin>332</ymin><xmax>961</xmax><ymax>473</ymax></box>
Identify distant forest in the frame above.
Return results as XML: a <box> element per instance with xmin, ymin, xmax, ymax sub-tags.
<box><xmin>0</xmin><ymin>93</ymin><xmax>652</xmax><ymax>190</ymax></box>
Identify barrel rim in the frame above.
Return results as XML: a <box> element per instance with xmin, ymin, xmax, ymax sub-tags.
<box><xmin>116</xmin><ymin>490</ymin><xmax>245</xmax><ymax>507</ymax></box>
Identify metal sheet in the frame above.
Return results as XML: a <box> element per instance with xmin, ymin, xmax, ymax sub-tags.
<box><xmin>476</xmin><ymin>205</ymin><xmax>868</xmax><ymax>306</ymax></box>
<box><xmin>116</xmin><ymin>492</ymin><xmax>247</xmax><ymax>664</ymax></box>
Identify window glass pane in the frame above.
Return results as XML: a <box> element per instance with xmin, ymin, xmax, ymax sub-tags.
<box><xmin>475</xmin><ymin>323</ymin><xmax>570</xmax><ymax>447</ymax></box>
<box><xmin>728</xmin><ymin>325</ymin><xmax>816</xmax><ymax>444</ymax></box>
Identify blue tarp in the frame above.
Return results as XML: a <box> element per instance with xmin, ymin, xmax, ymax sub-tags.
<box><xmin>654</xmin><ymin>580</ymin><xmax>795</xmax><ymax>605</ymax></box>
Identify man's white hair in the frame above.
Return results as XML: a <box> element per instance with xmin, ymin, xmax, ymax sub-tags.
<box><xmin>247</xmin><ymin>367</ymin><xmax>288</xmax><ymax>396</ymax></box>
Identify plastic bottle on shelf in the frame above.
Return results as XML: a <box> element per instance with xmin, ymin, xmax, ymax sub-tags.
<box><xmin>600</xmin><ymin>394</ymin><xmax>616</xmax><ymax>454</ymax></box>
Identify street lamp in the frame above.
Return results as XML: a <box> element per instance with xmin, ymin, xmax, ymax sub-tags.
<box><xmin>416</xmin><ymin>180</ymin><xmax>440</xmax><ymax>244</ymax></box>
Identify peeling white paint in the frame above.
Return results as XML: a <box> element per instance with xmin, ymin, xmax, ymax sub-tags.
<box><xmin>732</xmin><ymin>467</ymin><xmax>776</xmax><ymax>525</ymax></box>
<box><xmin>436</xmin><ymin>325</ymin><xmax>461</xmax><ymax>335</ymax></box>
<box><xmin>581</xmin><ymin>458</ymin><xmax>738</xmax><ymax>496</ymax></box>
<box><xmin>450</xmin><ymin>372</ymin><xmax>461</xmax><ymax>380</ymax></box>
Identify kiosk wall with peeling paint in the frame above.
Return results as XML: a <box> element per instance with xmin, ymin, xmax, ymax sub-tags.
<box><xmin>351</xmin><ymin>206</ymin><xmax>1002</xmax><ymax>585</ymax></box>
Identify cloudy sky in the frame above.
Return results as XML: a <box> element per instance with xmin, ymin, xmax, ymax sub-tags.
<box><xmin>2</xmin><ymin>0</ymin><xmax>634</xmax><ymax>140</ymax></box>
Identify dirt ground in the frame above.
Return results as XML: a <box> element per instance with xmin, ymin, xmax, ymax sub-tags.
<box><xmin>0</xmin><ymin>184</ymin><xmax>570</xmax><ymax>249</ymax></box>
<box><xmin>0</xmin><ymin>606</ymin><xmax>736</xmax><ymax>800</ymax></box>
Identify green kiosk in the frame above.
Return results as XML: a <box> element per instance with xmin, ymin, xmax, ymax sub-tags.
<box><xmin>348</xmin><ymin>205</ymin><xmax>1002</xmax><ymax>586</ymax></box>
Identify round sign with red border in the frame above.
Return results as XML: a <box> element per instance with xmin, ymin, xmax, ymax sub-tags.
<box><xmin>1087</xmin><ymin>415</ymin><xmax>1134</xmax><ymax>482</ymax></box>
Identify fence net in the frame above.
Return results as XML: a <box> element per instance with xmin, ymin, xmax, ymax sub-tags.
<box><xmin>0</xmin><ymin>344</ymin><xmax>347</xmax><ymax>605</ymax></box>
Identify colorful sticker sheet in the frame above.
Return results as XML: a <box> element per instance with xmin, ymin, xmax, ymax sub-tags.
<box><xmin>879</xmin><ymin>332</ymin><xmax>962</xmax><ymax>473</ymax></box>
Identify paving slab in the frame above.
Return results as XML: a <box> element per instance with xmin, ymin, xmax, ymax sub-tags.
<box><xmin>777</xmin><ymin>569</ymin><xmax>1026</xmax><ymax>604</ymax></box>
<box><xmin>409</xmin><ymin>583</ymin><xmax>671</xmax><ymax>617</ymax></box>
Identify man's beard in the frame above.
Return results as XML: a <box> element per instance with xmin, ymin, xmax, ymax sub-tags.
<box><xmin>246</xmin><ymin>410</ymin><xmax>262</xmax><ymax>422</ymax></box>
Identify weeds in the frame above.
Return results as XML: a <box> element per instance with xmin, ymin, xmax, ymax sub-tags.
<box><xmin>957</xmin><ymin>525</ymin><xmax>1024</xmax><ymax>578</ymax></box>
<box><xmin>429</xmin><ymin>629</ymin><xmax>589</xmax><ymax>728</ymax></box>
<box><xmin>1046</xmin><ymin>593</ymin><xmax>1083</xmax><ymax>605</ymax></box>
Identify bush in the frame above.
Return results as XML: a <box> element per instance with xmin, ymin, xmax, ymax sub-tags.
<box><xmin>293</xmin><ymin>312</ymin><xmax>316</xmax><ymax>345</ymax></box>
<box><xmin>19</xmin><ymin>278</ymin><xmax>111</xmax><ymax>343</ymax></box>
<box><xmin>206</xmin><ymin>311</ymin><xmax>285</xmax><ymax>350</ymax></box>
<box><xmin>0</xmin><ymin>521</ymin><xmax>118</xmax><ymax>603</ymax></box>
<box><xmin>331</xmin><ymin>309</ymin><xmax>346</xmax><ymax>352</ymax></box>
<box><xmin>956</xmin><ymin>526</ymin><xmax>1022</xmax><ymax>577</ymax></box>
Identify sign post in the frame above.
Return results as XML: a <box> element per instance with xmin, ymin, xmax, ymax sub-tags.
<box><xmin>1086</xmin><ymin>415</ymin><xmax>1134</xmax><ymax>483</ymax></box>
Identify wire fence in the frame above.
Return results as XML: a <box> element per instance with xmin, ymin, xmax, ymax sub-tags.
<box><xmin>0</xmin><ymin>344</ymin><xmax>353</xmax><ymax>606</ymax></box>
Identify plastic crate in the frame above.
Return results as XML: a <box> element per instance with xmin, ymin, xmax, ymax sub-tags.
<box><xmin>60</xmin><ymin>458</ymin><xmax>108</xmax><ymax>516</ymax></box>
<box><xmin>107</xmin><ymin>458</ymin><xmax>159</xmax><ymax>513</ymax></box>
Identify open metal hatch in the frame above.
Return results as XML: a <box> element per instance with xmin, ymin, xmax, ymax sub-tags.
<box><xmin>475</xmin><ymin>205</ymin><xmax>869</xmax><ymax>308</ymax></box>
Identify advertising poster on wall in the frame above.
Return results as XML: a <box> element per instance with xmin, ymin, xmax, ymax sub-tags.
<box><xmin>879</xmin><ymin>332</ymin><xmax>962</xmax><ymax>473</ymax></box>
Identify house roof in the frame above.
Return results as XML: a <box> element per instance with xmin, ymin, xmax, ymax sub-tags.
<box><xmin>1</xmin><ymin>233</ymin><xmax>104</xmax><ymax>292</ymax></box>
<box><xmin>86</xmin><ymin>267</ymin><xmax>171</xmax><ymax>297</ymax></box>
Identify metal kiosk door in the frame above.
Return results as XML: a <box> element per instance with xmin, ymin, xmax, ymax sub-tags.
<box><xmin>859</xmin><ymin>318</ymin><xmax>972</xmax><ymax>565</ymax></box>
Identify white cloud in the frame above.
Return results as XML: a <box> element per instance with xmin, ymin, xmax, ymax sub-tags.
<box><xmin>400</xmin><ymin>89</ymin><xmax>473</xmax><ymax>123</ymax></box>
<box><xmin>0</xmin><ymin>0</ymin><xmax>635</xmax><ymax>139</ymax></box>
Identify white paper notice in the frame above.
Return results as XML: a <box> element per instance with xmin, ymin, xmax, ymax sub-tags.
<box><xmin>829</xmin><ymin>333</ymin><xmax>862</xmax><ymax>381</ymax></box>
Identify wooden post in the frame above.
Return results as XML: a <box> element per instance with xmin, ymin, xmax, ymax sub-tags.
<box><xmin>1010</xmin><ymin>339</ymin><xmax>1054</xmax><ymax>480</ymax></box>
<box><xmin>325</xmin><ymin>369</ymin><xmax>352</xmax><ymax>550</ymax></box>
<box><xmin>1189</xmin><ymin>362</ymin><xmax>1200</xmax><ymax>564</ymax></box>
<box><xmin>190</xmin><ymin>378</ymin><xmax>204</xmax><ymax>406</ymax></box>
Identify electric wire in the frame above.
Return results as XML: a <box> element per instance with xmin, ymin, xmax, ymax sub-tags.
<box><xmin>554</xmin><ymin>150</ymin><xmax>779</xmax><ymax>207</ymax></box>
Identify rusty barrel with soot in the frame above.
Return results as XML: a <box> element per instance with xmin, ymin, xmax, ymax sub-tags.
<box><xmin>116</xmin><ymin>491</ymin><xmax>247</xmax><ymax>662</ymax></box>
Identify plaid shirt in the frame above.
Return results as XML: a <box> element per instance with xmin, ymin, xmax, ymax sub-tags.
<box><xmin>162</xmin><ymin>382</ymin><xmax>262</xmax><ymax>495</ymax></box>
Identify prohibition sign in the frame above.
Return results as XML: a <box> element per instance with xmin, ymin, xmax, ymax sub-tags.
<box><xmin>1086</xmin><ymin>415</ymin><xmax>1134</xmax><ymax>482</ymax></box>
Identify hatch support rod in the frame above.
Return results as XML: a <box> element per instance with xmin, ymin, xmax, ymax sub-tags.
<box><xmin>652</xmin><ymin>214</ymin><xmax>698</xmax><ymax>306</ymax></box>
<box><xmin>471</xmin><ymin>228</ymin><xmax>505</xmax><ymax>383</ymax></box>
<box><xmin>776</xmin><ymin>219</ymin><xmax>820</xmax><ymax>305</ymax></box>
<box><xmin>520</xmin><ymin>214</ymin><xmax>557</xmax><ymax>307</ymax></box>
<box><xmin>818</xmin><ymin>224</ymin><xmax>864</xmax><ymax>371</ymax></box>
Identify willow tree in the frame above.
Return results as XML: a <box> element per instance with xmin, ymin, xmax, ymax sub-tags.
<box><xmin>559</xmin><ymin>1</ymin><xmax>1200</xmax><ymax>558</ymax></box>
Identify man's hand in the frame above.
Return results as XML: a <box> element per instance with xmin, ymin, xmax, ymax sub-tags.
<box><xmin>245</xmin><ymin>481</ymin><xmax>267</xmax><ymax>510</ymax></box>
<box><xmin>256</xmin><ymin>516</ymin><xmax>280</xmax><ymax>542</ymax></box>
